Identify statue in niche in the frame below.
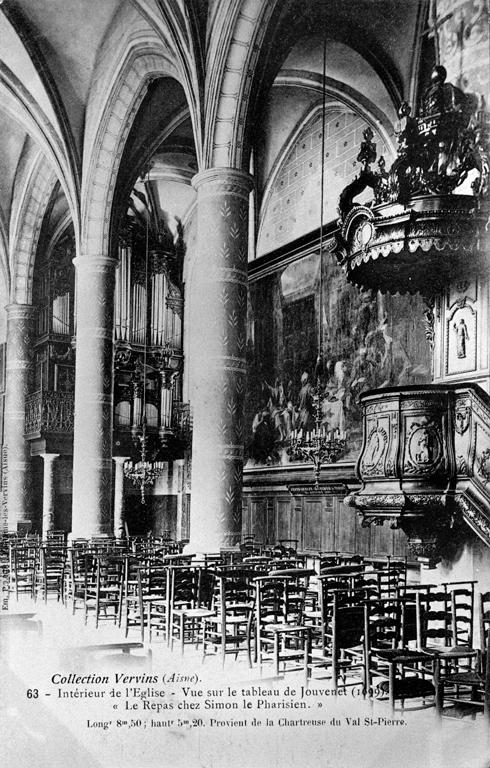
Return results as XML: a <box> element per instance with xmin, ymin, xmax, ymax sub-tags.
<box><xmin>453</xmin><ymin>317</ymin><xmax>470</xmax><ymax>358</ymax></box>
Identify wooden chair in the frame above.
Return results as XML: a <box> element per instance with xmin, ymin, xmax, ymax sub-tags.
<box><xmin>8</xmin><ymin>544</ymin><xmax>37</xmax><ymax>600</ymax></box>
<box><xmin>34</xmin><ymin>544</ymin><xmax>66</xmax><ymax>604</ymax></box>
<box><xmin>414</xmin><ymin>586</ymin><xmax>479</xmax><ymax>716</ymax></box>
<box><xmin>170</xmin><ymin>566</ymin><xmax>215</xmax><ymax>654</ymax></box>
<box><xmin>84</xmin><ymin>555</ymin><xmax>124</xmax><ymax>628</ymax></box>
<box><xmin>122</xmin><ymin>556</ymin><xmax>145</xmax><ymax>640</ymax></box>
<box><xmin>310</xmin><ymin>586</ymin><xmax>365</xmax><ymax>690</ymax></box>
<box><xmin>144</xmin><ymin>563</ymin><xmax>171</xmax><ymax>643</ymax></box>
<box><xmin>364</xmin><ymin>596</ymin><xmax>437</xmax><ymax>711</ymax></box>
<box><xmin>252</xmin><ymin>575</ymin><xmax>311</xmax><ymax>682</ymax></box>
<box><xmin>66</xmin><ymin>548</ymin><xmax>93</xmax><ymax>615</ymax></box>
<box><xmin>202</xmin><ymin>568</ymin><xmax>254</xmax><ymax>666</ymax></box>
<box><xmin>433</xmin><ymin>590</ymin><xmax>489</xmax><ymax>718</ymax></box>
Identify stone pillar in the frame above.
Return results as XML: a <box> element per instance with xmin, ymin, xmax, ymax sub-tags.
<box><xmin>71</xmin><ymin>255</ymin><xmax>117</xmax><ymax>538</ymax></box>
<box><xmin>4</xmin><ymin>303</ymin><xmax>35</xmax><ymax>531</ymax></box>
<box><xmin>41</xmin><ymin>453</ymin><xmax>59</xmax><ymax>539</ymax></box>
<box><xmin>188</xmin><ymin>168</ymin><xmax>253</xmax><ymax>552</ymax></box>
<box><xmin>113</xmin><ymin>456</ymin><xmax>128</xmax><ymax>539</ymax></box>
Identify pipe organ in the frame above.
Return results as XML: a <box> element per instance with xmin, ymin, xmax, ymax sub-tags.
<box><xmin>31</xmin><ymin>231</ymin><xmax>76</xmax><ymax>397</ymax></box>
<box><xmin>113</xmin><ymin>214</ymin><xmax>186</xmax><ymax>457</ymax></box>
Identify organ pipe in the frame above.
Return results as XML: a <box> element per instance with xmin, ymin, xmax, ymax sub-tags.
<box><xmin>115</xmin><ymin>246</ymin><xmax>132</xmax><ymax>341</ymax></box>
<box><xmin>52</xmin><ymin>293</ymin><xmax>70</xmax><ymax>334</ymax></box>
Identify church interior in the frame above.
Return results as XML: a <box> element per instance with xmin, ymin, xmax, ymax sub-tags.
<box><xmin>1</xmin><ymin>1</ymin><xmax>490</xmax><ymax>764</ymax></box>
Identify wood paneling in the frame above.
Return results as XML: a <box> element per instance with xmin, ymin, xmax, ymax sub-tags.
<box><xmin>276</xmin><ymin>497</ymin><xmax>292</xmax><ymax>541</ymax></box>
<box><xmin>303</xmin><ymin>499</ymin><xmax>323</xmax><ymax>550</ymax></box>
<box><xmin>242</xmin><ymin>489</ymin><xmax>408</xmax><ymax>558</ymax></box>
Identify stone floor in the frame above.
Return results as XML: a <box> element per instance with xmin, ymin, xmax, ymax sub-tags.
<box><xmin>1</xmin><ymin>594</ymin><xmax>489</xmax><ymax>768</ymax></box>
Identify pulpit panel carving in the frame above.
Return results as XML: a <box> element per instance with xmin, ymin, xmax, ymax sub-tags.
<box><xmin>349</xmin><ymin>383</ymin><xmax>490</xmax><ymax>556</ymax></box>
<box><xmin>360</xmin><ymin>410</ymin><xmax>396</xmax><ymax>479</ymax></box>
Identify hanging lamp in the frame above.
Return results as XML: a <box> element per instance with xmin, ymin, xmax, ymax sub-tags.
<box><xmin>287</xmin><ymin>30</ymin><xmax>347</xmax><ymax>487</ymax></box>
<box><xmin>123</xmin><ymin>156</ymin><xmax>164</xmax><ymax>503</ymax></box>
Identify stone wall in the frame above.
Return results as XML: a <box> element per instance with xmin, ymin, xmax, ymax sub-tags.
<box><xmin>257</xmin><ymin>109</ymin><xmax>388</xmax><ymax>256</ymax></box>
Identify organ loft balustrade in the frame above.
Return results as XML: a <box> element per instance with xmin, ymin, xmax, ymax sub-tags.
<box><xmin>346</xmin><ymin>384</ymin><xmax>490</xmax><ymax>568</ymax></box>
<box><xmin>25</xmin><ymin>391</ymin><xmax>74</xmax><ymax>438</ymax></box>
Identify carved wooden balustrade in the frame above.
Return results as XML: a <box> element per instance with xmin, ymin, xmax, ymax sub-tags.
<box><xmin>346</xmin><ymin>383</ymin><xmax>490</xmax><ymax>564</ymax></box>
<box><xmin>25</xmin><ymin>391</ymin><xmax>74</xmax><ymax>439</ymax></box>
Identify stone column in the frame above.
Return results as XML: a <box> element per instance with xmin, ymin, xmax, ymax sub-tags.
<box><xmin>4</xmin><ymin>303</ymin><xmax>35</xmax><ymax>531</ymax></box>
<box><xmin>113</xmin><ymin>456</ymin><xmax>128</xmax><ymax>539</ymax></box>
<box><xmin>188</xmin><ymin>168</ymin><xmax>253</xmax><ymax>552</ymax></box>
<box><xmin>71</xmin><ymin>255</ymin><xmax>117</xmax><ymax>538</ymax></box>
<box><xmin>40</xmin><ymin>453</ymin><xmax>59</xmax><ymax>539</ymax></box>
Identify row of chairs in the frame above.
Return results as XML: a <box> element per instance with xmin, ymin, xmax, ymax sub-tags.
<box><xmin>4</xmin><ymin>534</ymin><xmax>490</xmax><ymax>718</ymax></box>
<box><xmin>312</xmin><ymin>574</ymin><xmax>490</xmax><ymax>716</ymax></box>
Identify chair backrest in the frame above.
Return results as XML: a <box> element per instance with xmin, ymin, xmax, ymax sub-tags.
<box><xmin>319</xmin><ymin>552</ymin><xmax>341</xmax><ymax>571</ymax></box>
<box><xmin>331</xmin><ymin>592</ymin><xmax>365</xmax><ymax>651</ymax></box>
<box><xmin>146</xmin><ymin>563</ymin><xmax>169</xmax><ymax>598</ymax></box>
<box><xmin>416</xmin><ymin>588</ymin><xmax>453</xmax><ymax>648</ymax></box>
<box><xmin>480</xmin><ymin>591</ymin><xmax>490</xmax><ymax>652</ymax></box>
<box><xmin>68</xmin><ymin>549</ymin><xmax>96</xmax><ymax>593</ymax></box>
<box><xmin>443</xmin><ymin>580</ymin><xmax>476</xmax><ymax>647</ymax></box>
<box><xmin>364</xmin><ymin>596</ymin><xmax>401</xmax><ymax>653</ymax></box>
<box><xmin>359</xmin><ymin>567</ymin><xmax>404</xmax><ymax>601</ymax></box>
<box><xmin>95</xmin><ymin>555</ymin><xmax>124</xmax><ymax>590</ymax></box>
<box><xmin>38</xmin><ymin>544</ymin><xmax>66</xmax><ymax>573</ymax></box>
<box><xmin>170</xmin><ymin>566</ymin><xmax>199</xmax><ymax>608</ymax></box>
<box><xmin>213</xmin><ymin>569</ymin><xmax>254</xmax><ymax>616</ymax></box>
<box><xmin>254</xmin><ymin>576</ymin><xmax>291</xmax><ymax>627</ymax></box>
<box><xmin>10</xmin><ymin>544</ymin><xmax>37</xmax><ymax>575</ymax></box>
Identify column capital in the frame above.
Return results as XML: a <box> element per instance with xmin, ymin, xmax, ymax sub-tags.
<box><xmin>113</xmin><ymin>455</ymin><xmax>130</xmax><ymax>465</ymax></box>
<box><xmin>192</xmin><ymin>167</ymin><xmax>254</xmax><ymax>199</ymax></box>
<box><xmin>5</xmin><ymin>303</ymin><xmax>36</xmax><ymax>321</ymax></box>
<box><xmin>40</xmin><ymin>453</ymin><xmax>60</xmax><ymax>463</ymax></box>
<box><xmin>73</xmin><ymin>254</ymin><xmax>118</xmax><ymax>272</ymax></box>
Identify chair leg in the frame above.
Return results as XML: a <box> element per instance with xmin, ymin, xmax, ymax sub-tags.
<box><xmin>221</xmin><ymin>621</ymin><xmax>226</xmax><ymax>668</ymax></box>
<box><xmin>388</xmin><ymin>662</ymin><xmax>395</xmax><ymax>713</ymax></box>
<box><xmin>434</xmin><ymin>658</ymin><xmax>443</xmax><ymax>717</ymax></box>
<box><xmin>332</xmin><ymin>651</ymin><xmax>338</xmax><ymax>691</ymax></box>
<box><xmin>147</xmin><ymin>604</ymin><xmax>152</xmax><ymax>643</ymax></box>
<box><xmin>304</xmin><ymin>629</ymin><xmax>311</xmax><ymax>684</ymax></box>
<box><xmin>246</xmin><ymin>615</ymin><xmax>253</xmax><ymax>669</ymax></box>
